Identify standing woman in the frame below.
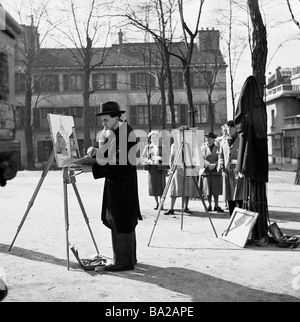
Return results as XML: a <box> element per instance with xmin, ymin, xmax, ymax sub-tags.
<box><xmin>199</xmin><ymin>133</ymin><xmax>224</xmax><ymax>212</ymax></box>
<box><xmin>141</xmin><ymin>131</ymin><xmax>168</xmax><ymax>210</ymax></box>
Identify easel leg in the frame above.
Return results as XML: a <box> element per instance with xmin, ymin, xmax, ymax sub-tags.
<box><xmin>192</xmin><ymin>176</ymin><xmax>218</xmax><ymax>238</ymax></box>
<box><xmin>181</xmin><ymin>173</ymin><xmax>186</xmax><ymax>231</ymax></box>
<box><xmin>9</xmin><ymin>151</ymin><xmax>55</xmax><ymax>251</ymax></box>
<box><xmin>71</xmin><ymin>180</ymin><xmax>100</xmax><ymax>255</ymax></box>
<box><xmin>63</xmin><ymin>168</ymin><xmax>70</xmax><ymax>270</ymax></box>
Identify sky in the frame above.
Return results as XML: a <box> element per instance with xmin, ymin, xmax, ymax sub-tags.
<box><xmin>2</xmin><ymin>0</ymin><xmax>300</xmax><ymax>118</ymax></box>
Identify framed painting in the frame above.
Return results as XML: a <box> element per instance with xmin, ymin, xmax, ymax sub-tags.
<box><xmin>47</xmin><ymin>113</ymin><xmax>81</xmax><ymax>168</ymax></box>
<box><xmin>222</xmin><ymin>207</ymin><xmax>259</xmax><ymax>248</ymax></box>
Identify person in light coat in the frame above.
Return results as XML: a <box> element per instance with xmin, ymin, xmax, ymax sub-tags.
<box><xmin>217</xmin><ymin>120</ymin><xmax>245</xmax><ymax>216</ymax></box>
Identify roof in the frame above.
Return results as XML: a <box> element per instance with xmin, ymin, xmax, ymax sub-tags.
<box><xmin>19</xmin><ymin>41</ymin><xmax>227</xmax><ymax>70</ymax></box>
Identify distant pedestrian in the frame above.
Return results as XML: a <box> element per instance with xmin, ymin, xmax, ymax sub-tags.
<box><xmin>164</xmin><ymin>142</ymin><xmax>199</xmax><ymax>215</ymax></box>
<box><xmin>217</xmin><ymin>120</ymin><xmax>245</xmax><ymax>216</ymax></box>
<box><xmin>199</xmin><ymin>132</ymin><xmax>224</xmax><ymax>212</ymax></box>
<box><xmin>141</xmin><ymin>131</ymin><xmax>168</xmax><ymax>210</ymax></box>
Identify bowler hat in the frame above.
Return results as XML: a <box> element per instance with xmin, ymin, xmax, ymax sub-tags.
<box><xmin>226</xmin><ymin>120</ymin><xmax>235</xmax><ymax>127</ymax></box>
<box><xmin>95</xmin><ymin>101</ymin><xmax>125</xmax><ymax>116</ymax></box>
<box><xmin>204</xmin><ymin>132</ymin><xmax>217</xmax><ymax>139</ymax></box>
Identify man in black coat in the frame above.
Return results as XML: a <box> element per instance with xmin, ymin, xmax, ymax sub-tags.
<box><xmin>82</xmin><ymin>101</ymin><xmax>142</xmax><ymax>271</ymax></box>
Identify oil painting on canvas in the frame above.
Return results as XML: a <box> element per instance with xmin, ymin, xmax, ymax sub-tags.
<box><xmin>47</xmin><ymin>114</ymin><xmax>80</xmax><ymax>168</ymax></box>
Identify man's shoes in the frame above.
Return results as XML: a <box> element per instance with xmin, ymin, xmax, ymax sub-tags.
<box><xmin>214</xmin><ymin>206</ymin><xmax>224</xmax><ymax>213</ymax></box>
<box><xmin>207</xmin><ymin>206</ymin><xmax>212</xmax><ymax>212</ymax></box>
<box><xmin>164</xmin><ymin>209</ymin><xmax>174</xmax><ymax>215</ymax></box>
<box><xmin>154</xmin><ymin>205</ymin><xmax>159</xmax><ymax>210</ymax></box>
<box><xmin>104</xmin><ymin>264</ymin><xmax>134</xmax><ymax>272</ymax></box>
<box><xmin>183</xmin><ymin>208</ymin><xmax>191</xmax><ymax>213</ymax></box>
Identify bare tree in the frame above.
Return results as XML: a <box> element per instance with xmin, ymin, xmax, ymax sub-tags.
<box><xmin>287</xmin><ymin>0</ymin><xmax>300</xmax><ymax>29</ymax></box>
<box><xmin>247</xmin><ymin>0</ymin><xmax>268</xmax><ymax>96</ymax></box>
<box><xmin>194</xmin><ymin>49</ymin><xmax>226</xmax><ymax>133</ymax></box>
<box><xmin>11</xmin><ymin>0</ymin><xmax>56</xmax><ymax>169</ymax></box>
<box><xmin>175</xmin><ymin>0</ymin><xmax>205</xmax><ymax>127</ymax></box>
<box><xmin>48</xmin><ymin>0</ymin><xmax>114</xmax><ymax>152</ymax></box>
<box><xmin>122</xmin><ymin>0</ymin><xmax>178</xmax><ymax>129</ymax></box>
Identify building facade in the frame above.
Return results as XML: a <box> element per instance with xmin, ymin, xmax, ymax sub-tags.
<box><xmin>266</xmin><ymin>66</ymin><xmax>300</xmax><ymax>165</ymax></box>
<box><xmin>14</xmin><ymin>27</ymin><xmax>227</xmax><ymax>169</ymax></box>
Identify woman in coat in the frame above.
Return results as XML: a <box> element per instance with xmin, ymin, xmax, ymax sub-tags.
<box><xmin>141</xmin><ymin>131</ymin><xmax>168</xmax><ymax>210</ymax></box>
<box><xmin>199</xmin><ymin>133</ymin><xmax>223</xmax><ymax>212</ymax></box>
<box><xmin>217</xmin><ymin>120</ymin><xmax>245</xmax><ymax>216</ymax></box>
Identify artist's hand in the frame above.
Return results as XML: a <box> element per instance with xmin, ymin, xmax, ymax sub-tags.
<box><xmin>98</xmin><ymin>129</ymin><xmax>113</xmax><ymax>145</ymax></box>
<box><xmin>81</xmin><ymin>165</ymin><xmax>93</xmax><ymax>173</ymax></box>
<box><xmin>87</xmin><ymin>147</ymin><xmax>98</xmax><ymax>158</ymax></box>
<box><xmin>152</xmin><ymin>156</ymin><xmax>162</xmax><ymax>162</ymax></box>
<box><xmin>217</xmin><ymin>164</ymin><xmax>223</xmax><ymax>172</ymax></box>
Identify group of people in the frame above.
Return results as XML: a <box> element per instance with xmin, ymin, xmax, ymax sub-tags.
<box><xmin>141</xmin><ymin>120</ymin><xmax>245</xmax><ymax>218</ymax></box>
<box><xmin>81</xmin><ymin>100</ymin><xmax>245</xmax><ymax>272</ymax></box>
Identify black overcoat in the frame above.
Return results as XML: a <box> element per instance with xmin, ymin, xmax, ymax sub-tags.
<box><xmin>234</xmin><ymin>75</ymin><xmax>269</xmax><ymax>241</ymax></box>
<box><xmin>92</xmin><ymin>121</ymin><xmax>142</xmax><ymax>233</ymax></box>
<box><xmin>235</xmin><ymin>75</ymin><xmax>268</xmax><ymax>182</ymax></box>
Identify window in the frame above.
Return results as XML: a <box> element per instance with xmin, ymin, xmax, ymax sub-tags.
<box><xmin>195</xmin><ymin>104</ymin><xmax>210</xmax><ymax>124</ymax></box>
<box><xmin>192</xmin><ymin>71</ymin><xmax>213</xmax><ymax>88</ymax></box>
<box><xmin>63</xmin><ymin>74</ymin><xmax>83</xmax><ymax>91</ymax></box>
<box><xmin>271</xmin><ymin>110</ymin><xmax>275</xmax><ymax>128</ymax></box>
<box><xmin>34</xmin><ymin>74</ymin><xmax>59</xmax><ymax>93</ymax></box>
<box><xmin>92</xmin><ymin>73</ymin><xmax>117</xmax><ymax>91</ymax></box>
<box><xmin>15</xmin><ymin>73</ymin><xmax>26</xmax><ymax>94</ymax></box>
<box><xmin>129</xmin><ymin>105</ymin><xmax>148</xmax><ymax>126</ymax></box>
<box><xmin>0</xmin><ymin>52</ymin><xmax>8</xmax><ymax>101</ymax></box>
<box><xmin>37</xmin><ymin>141</ymin><xmax>53</xmax><ymax>163</ymax></box>
<box><xmin>151</xmin><ymin>105</ymin><xmax>161</xmax><ymax>126</ymax></box>
<box><xmin>15</xmin><ymin>106</ymin><xmax>25</xmax><ymax>128</ymax></box>
<box><xmin>172</xmin><ymin>72</ymin><xmax>184</xmax><ymax>89</ymax></box>
<box><xmin>55</xmin><ymin>107</ymin><xmax>69</xmax><ymax>115</ymax></box>
<box><xmin>166</xmin><ymin>105</ymin><xmax>179</xmax><ymax>124</ymax></box>
<box><xmin>69</xmin><ymin>107</ymin><xmax>83</xmax><ymax>118</ymax></box>
<box><xmin>130</xmin><ymin>73</ymin><xmax>156</xmax><ymax>90</ymax></box>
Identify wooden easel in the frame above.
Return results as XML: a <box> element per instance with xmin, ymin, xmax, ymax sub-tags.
<box><xmin>148</xmin><ymin>128</ymin><xmax>218</xmax><ymax>246</ymax></box>
<box><xmin>8</xmin><ymin>150</ymin><xmax>100</xmax><ymax>270</ymax></box>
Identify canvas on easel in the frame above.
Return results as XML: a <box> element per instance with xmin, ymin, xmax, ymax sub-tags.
<box><xmin>9</xmin><ymin>114</ymin><xmax>101</xmax><ymax>270</ymax></box>
<box><xmin>172</xmin><ymin>128</ymin><xmax>204</xmax><ymax>176</ymax></box>
<box><xmin>47</xmin><ymin>113</ymin><xmax>81</xmax><ymax>167</ymax></box>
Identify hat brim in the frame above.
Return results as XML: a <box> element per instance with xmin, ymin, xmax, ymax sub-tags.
<box><xmin>95</xmin><ymin>110</ymin><xmax>126</xmax><ymax>116</ymax></box>
<box><xmin>148</xmin><ymin>131</ymin><xmax>159</xmax><ymax>138</ymax></box>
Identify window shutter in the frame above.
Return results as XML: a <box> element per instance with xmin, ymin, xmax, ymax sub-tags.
<box><xmin>111</xmin><ymin>73</ymin><xmax>117</xmax><ymax>90</ymax></box>
<box><xmin>33</xmin><ymin>108</ymin><xmax>40</xmax><ymax>129</ymax></box>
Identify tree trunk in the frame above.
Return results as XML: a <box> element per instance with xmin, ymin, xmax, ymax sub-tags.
<box><xmin>83</xmin><ymin>39</ymin><xmax>92</xmax><ymax>153</ymax></box>
<box><xmin>24</xmin><ymin>67</ymin><xmax>35</xmax><ymax>170</ymax></box>
<box><xmin>183</xmin><ymin>67</ymin><xmax>195</xmax><ymax>128</ymax></box>
<box><xmin>247</xmin><ymin>0</ymin><xmax>268</xmax><ymax>97</ymax></box>
<box><xmin>158</xmin><ymin>71</ymin><xmax>167</xmax><ymax>129</ymax></box>
<box><xmin>208</xmin><ymin>95</ymin><xmax>215</xmax><ymax>133</ymax></box>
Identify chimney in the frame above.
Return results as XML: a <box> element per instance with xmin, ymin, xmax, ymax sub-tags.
<box><xmin>118</xmin><ymin>29</ymin><xmax>123</xmax><ymax>45</ymax></box>
<box><xmin>198</xmin><ymin>28</ymin><xmax>220</xmax><ymax>52</ymax></box>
